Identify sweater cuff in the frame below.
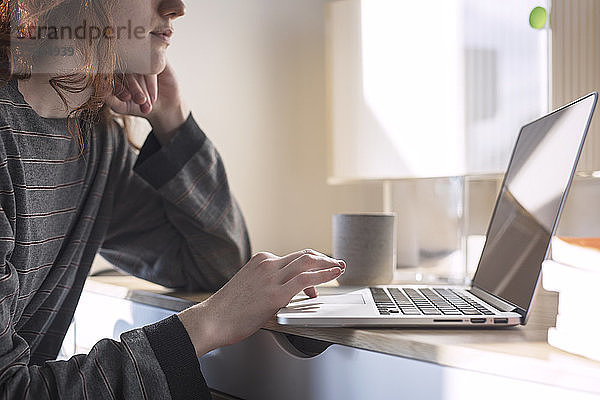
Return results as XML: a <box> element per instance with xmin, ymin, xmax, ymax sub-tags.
<box><xmin>143</xmin><ymin>314</ymin><xmax>212</xmax><ymax>400</ymax></box>
<box><xmin>134</xmin><ymin>113</ymin><xmax>208</xmax><ymax>189</ymax></box>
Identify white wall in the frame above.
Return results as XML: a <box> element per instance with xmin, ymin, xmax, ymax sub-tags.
<box><xmin>166</xmin><ymin>0</ymin><xmax>381</xmax><ymax>255</ymax></box>
<box><xmin>551</xmin><ymin>0</ymin><xmax>600</xmax><ymax>237</ymax></box>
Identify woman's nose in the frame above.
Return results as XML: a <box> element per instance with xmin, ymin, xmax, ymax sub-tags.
<box><xmin>158</xmin><ymin>0</ymin><xmax>186</xmax><ymax>20</ymax></box>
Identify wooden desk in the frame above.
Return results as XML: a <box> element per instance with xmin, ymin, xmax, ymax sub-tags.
<box><xmin>73</xmin><ymin>275</ymin><xmax>600</xmax><ymax>400</ymax></box>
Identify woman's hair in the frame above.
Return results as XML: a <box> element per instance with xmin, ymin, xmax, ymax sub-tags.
<box><xmin>0</xmin><ymin>0</ymin><xmax>134</xmax><ymax>150</ymax></box>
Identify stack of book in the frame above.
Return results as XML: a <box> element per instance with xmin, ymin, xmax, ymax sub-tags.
<box><xmin>542</xmin><ymin>237</ymin><xmax>600</xmax><ymax>362</ymax></box>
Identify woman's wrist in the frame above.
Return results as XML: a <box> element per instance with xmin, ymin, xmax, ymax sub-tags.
<box><xmin>148</xmin><ymin>101</ymin><xmax>191</xmax><ymax>146</ymax></box>
<box><xmin>177</xmin><ymin>302</ymin><xmax>220</xmax><ymax>358</ymax></box>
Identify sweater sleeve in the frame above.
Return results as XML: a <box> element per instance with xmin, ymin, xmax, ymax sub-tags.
<box><xmin>0</xmin><ymin>149</ymin><xmax>209</xmax><ymax>399</ymax></box>
<box><xmin>98</xmin><ymin>113</ymin><xmax>252</xmax><ymax>292</ymax></box>
<box><xmin>41</xmin><ymin>316</ymin><xmax>210</xmax><ymax>399</ymax></box>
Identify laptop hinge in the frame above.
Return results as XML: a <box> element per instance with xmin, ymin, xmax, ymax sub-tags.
<box><xmin>468</xmin><ymin>286</ymin><xmax>518</xmax><ymax>313</ymax></box>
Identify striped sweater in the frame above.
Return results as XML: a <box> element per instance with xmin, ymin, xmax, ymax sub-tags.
<box><xmin>0</xmin><ymin>78</ymin><xmax>251</xmax><ymax>399</ymax></box>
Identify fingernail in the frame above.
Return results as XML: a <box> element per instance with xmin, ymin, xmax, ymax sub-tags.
<box><xmin>135</xmin><ymin>93</ymin><xmax>146</xmax><ymax>103</ymax></box>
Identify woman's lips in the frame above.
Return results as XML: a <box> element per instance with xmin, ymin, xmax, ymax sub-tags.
<box><xmin>150</xmin><ymin>29</ymin><xmax>172</xmax><ymax>45</ymax></box>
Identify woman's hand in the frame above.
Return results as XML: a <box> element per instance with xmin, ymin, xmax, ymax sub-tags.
<box><xmin>107</xmin><ymin>62</ymin><xmax>190</xmax><ymax>145</ymax></box>
<box><xmin>178</xmin><ymin>249</ymin><xmax>346</xmax><ymax>357</ymax></box>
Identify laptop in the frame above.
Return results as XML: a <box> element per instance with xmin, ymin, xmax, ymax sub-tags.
<box><xmin>278</xmin><ymin>92</ymin><xmax>598</xmax><ymax>327</ymax></box>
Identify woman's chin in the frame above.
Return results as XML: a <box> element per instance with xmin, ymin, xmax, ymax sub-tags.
<box><xmin>148</xmin><ymin>53</ymin><xmax>167</xmax><ymax>75</ymax></box>
<box><xmin>120</xmin><ymin>57</ymin><xmax>166</xmax><ymax>76</ymax></box>
<box><xmin>115</xmin><ymin>44</ymin><xmax>167</xmax><ymax>74</ymax></box>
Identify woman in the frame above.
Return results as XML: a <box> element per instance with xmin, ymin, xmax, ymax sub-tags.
<box><xmin>0</xmin><ymin>0</ymin><xmax>345</xmax><ymax>398</ymax></box>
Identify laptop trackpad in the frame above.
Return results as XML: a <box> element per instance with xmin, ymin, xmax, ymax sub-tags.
<box><xmin>290</xmin><ymin>294</ymin><xmax>365</xmax><ymax>306</ymax></box>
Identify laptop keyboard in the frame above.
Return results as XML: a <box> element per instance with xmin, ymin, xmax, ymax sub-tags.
<box><xmin>370</xmin><ymin>287</ymin><xmax>496</xmax><ymax>316</ymax></box>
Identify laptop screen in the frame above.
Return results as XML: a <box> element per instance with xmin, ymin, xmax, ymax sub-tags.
<box><xmin>472</xmin><ymin>93</ymin><xmax>597</xmax><ymax>313</ymax></box>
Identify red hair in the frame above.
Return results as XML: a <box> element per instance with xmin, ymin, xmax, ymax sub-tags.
<box><xmin>0</xmin><ymin>0</ymin><xmax>133</xmax><ymax>149</ymax></box>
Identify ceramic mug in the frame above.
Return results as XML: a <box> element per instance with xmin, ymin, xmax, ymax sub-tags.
<box><xmin>332</xmin><ymin>213</ymin><xmax>397</xmax><ymax>286</ymax></box>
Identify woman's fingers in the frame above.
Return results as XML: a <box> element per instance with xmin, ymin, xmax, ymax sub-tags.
<box><xmin>105</xmin><ymin>95</ymin><xmax>128</xmax><ymax>115</ymax></box>
<box><xmin>145</xmin><ymin>74</ymin><xmax>158</xmax><ymax>104</ymax></box>
<box><xmin>122</xmin><ymin>75</ymin><xmax>144</xmax><ymax>104</ymax></box>
<box><xmin>275</xmin><ymin>249</ymin><xmax>345</xmax><ymax>299</ymax></box>
<box><xmin>109</xmin><ymin>73</ymin><xmax>161</xmax><ymax>115</ymax></box>
<box><xmin>121</xmin><ymin>74</ymin><xmax>149</xmax><ymax>111</ymax></box>
<box><xmin>276</xmin><ymin>248</ymin><xmax>331</xmax><ymax>269</ymax></box>
<box><xmin>284</xmin><ymin>267</ymin><xmax>343</xmax><ymax>296</ymax></box>
<box><xmin>113</xmin><ymin>77</ymin><xmax>131</xmax><ymax>101</ymax></box>
<box><xmin>277</xmin><ymin>249</ymin><xmax>319</xmax><ymax>266</ymax></box>
<box><xmin>279</xmin><ymin>253</ymin><xmax>344</xmax><ymax>284</ymax></box>
<box><xmin>134</xmin><ymin>74</ymin><xmax>152</xmax><ymax>114</ymax></box>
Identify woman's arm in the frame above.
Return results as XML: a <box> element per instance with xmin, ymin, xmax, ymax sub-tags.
<box><xmin>99</xmin><ymin>112</ymin><xmax>251</xmax><ymax>291</ymax></box>
<box><xmin>102</xmin><ymin>61</ymin><xmax>347</xmax><ymax>358</ymax></box>
<box><xmin>101</xmin><ymin>63</ymin><xmax>251</xmax><ymax>291</ymax></box>
<box><xmin>0</xmin><ymin>142</ymin><xmax>210</xmax><ymax>399</ymax></box>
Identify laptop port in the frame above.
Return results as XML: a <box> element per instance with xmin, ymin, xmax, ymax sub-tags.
<box><xmin>494</xmin><ymin>318</ymin><xmax>509</xmax><ymax>324</ymax></box>
<box><xmin>470</xmin><ymin>318</ymin><xmax>486</xmax><ymax>323</ymax></box>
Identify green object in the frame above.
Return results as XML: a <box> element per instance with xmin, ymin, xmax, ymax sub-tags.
<box><xmin>529</xmin><ymin>6</ymin><xmax>547</xmax><ymax>29</ymax></box>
